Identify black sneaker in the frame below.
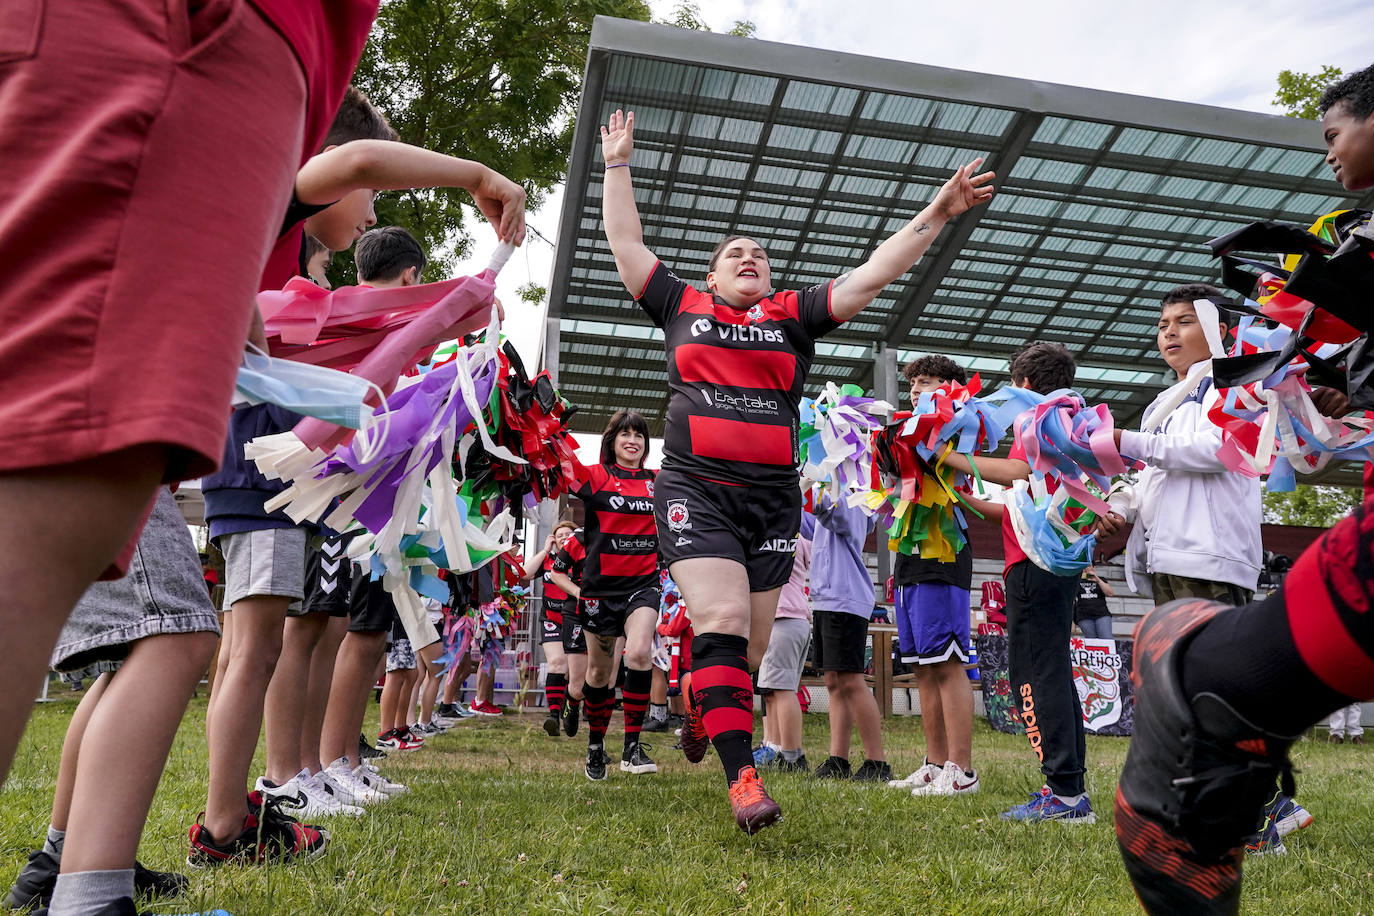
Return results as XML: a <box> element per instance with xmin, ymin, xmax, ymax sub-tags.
<box><xmin>813</xmin><ymin>755</ymin><xmax>852</xmax><ymax>779</ymax></box>
<box><xmin>641</xmin><ymin>715</ymin><xmax>673</xmax><ymax>733</ymax></box>
<box><xmin>7</xmin><ymin>851</ymin><xmax>189</xmax><ymax>909</ymax></box>
<box><xmin>777</xmin><ymin>753</ymin><xmax>810</xmax><ymax>773</ymax></box>
<box><xmin>358</xmin><ymin>733</ymin><xmax>387</xmax><ymax>760</ymax></box>
<box><xmin>7</xmin><ymin>848</ymin><xmax>57</xmax><ymax>909</ymax></box>
<box><xmin>853</xmin><ymin>759</ymin><xmax>894</xmax><ymax>782</ymax></box>
<box><xmin>620</xmin><ymin>742</ymin><xmax>658</xmax><ymax>775</ymax></box>
<box><xmin>543</xmin><ymin>711</ymin><xmax>561</xmax><ymax>737</ymax></box>
<box><xmin>563</xmin><ymin>700</ymin><xmax>581</xmax><ymax>737</ymax></box>
<box><xmin>133</xmin><ymin>860</ymin><xmax>190</xmax><ymax>898</ymax></box>
<box><xmin>1115</xmin><ymin>599</ymin><xmax>1300</xmax><ymax>915</ymax></box>
<box><xmin>585</xmin><ymin>744</ymin><xmax>607</xmax><ymax>781</ymax></box>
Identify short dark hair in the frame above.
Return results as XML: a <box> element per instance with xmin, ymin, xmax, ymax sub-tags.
<box><xmin>303</xmin><ymin>235</ymin><xmax>329</xmax><ymax>263</ymax></box>
<box><xmin>355</xmin><ymin>227</ymin><xmax>426</xmax><ymax>283</ymax></box>
<box><xmin>320</xmin><ymin>86</ymin><xmax>398</xmax><ymax>151</ymax></box>
<box><xmin>1319</xmin><ymin>64</ymin><xmax>1374</xmax><ymax>120</ymax></box>
<box><xmin>707</xmin><ymin>235</ymin><xmax>767</xmax><ymax>273</ymax></box>
<box><xmin>1162</xmin><ymin>283</ymin><xmax>1233</xmax><ymax>325</ymax></box>
<box><xmin>901</xmin><ymin>354</ymin><xmax>967</xmax><ymax>385</ymax></box>
<box><xmin>599</xmin><ymin>410</ymin><xmax>651</xmax><ymax>467</ymax></box>
<box><xmin>1161</xmin><ymin>283</ymin><xmax>1225</xmax><ymax>307</ymax></box>
<box><xmin>1009</xmin><ymin>341</ymin><xmax>1076</xmax><ymax>395</ymax></box>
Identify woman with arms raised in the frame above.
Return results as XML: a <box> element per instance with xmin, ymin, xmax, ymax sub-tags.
<box><xmin>598</xmin><ymin>108</ymin><xmax>993</xmax><ymax>833</ymax></box>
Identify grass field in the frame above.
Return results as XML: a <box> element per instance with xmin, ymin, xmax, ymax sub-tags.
<box><xmin>2</xmin><ymin>689</ymin><xmax>1373</xmax><ymax>915</ymax></box>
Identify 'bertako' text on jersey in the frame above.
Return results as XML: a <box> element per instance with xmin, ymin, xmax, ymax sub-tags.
<box><xmin>635</xmin><ymin>262</ymin><xmax>843</xmax><ymax>487</ymax></box>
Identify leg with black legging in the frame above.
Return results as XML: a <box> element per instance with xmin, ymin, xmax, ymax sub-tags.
<box><xmin>1005</xmin><ymin>561</ymin><xmax>1085</xmax><ymax>799</ymax></box>
<box><xmin>1116</xmin><ymin>497</ymin><xmax>1374</xmax><ymax>915</ymax></box>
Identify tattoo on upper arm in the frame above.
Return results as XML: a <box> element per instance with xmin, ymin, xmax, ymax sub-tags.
<box><xmin>833</xmin><ymin>271</ymin><xmax>853</xmax><ymax>289</ymax></box>
<box><xmin>913</xmin><ymin>222</ymin><xmax>932</xmax><ymax>235</ymax></box>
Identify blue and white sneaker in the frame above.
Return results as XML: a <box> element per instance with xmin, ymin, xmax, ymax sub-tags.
<box><xmin>753</xmin><ymin>745</ymin><xmax>779</xmax><ymax>768</ymax></box>
<box><xmin>1264</xmin><ymin>794</ymin><xmax>1313</xmax><ymax>837</ymax></box>
<box><xmin>1245</xmin><ymin>809</ymin><xmax>1287</xmax><ymax>856</ymax></box>
<box><xmin>1000</xmin><ymin>786</ymin><xmax>1096</xmax><ymax>824</ymax></box>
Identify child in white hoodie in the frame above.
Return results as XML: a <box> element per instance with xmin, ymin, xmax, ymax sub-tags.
<box><xmin>1100</xmin><ymin>284</ymin><xmax>1262</xmax><ymax>605</ymax></box>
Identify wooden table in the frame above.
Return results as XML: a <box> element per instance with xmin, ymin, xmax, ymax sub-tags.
<box><xmin>867</xmin><ymin>624</ymin><xmax>899</xmax><ymax>717</ymax></box>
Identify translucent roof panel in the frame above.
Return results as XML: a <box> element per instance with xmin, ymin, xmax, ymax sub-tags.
<box><xmin>547</xmin><ymin>19</ymin><xmax>1373</xmax><ymax>483</ymax></box>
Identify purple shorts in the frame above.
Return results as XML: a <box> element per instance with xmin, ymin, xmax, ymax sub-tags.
<box><xmin>894</xmin><ymin>582</ymin><xmax>970</xmax><ymax>665</ymax></box>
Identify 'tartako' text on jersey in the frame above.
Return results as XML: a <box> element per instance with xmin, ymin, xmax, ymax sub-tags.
<box><xmin>635</xmin><ymin>262</ymin><xmax>843</xmax><ymax>487</ymax></box>
<box><xmin>558</xmin><ymin>463</ymin><xmax>659</xmax><ymax>598</ymax></box>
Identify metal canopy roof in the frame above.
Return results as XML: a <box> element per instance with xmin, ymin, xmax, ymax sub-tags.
<box><xmin>547</xmin><ymin>17</ymin><xmax>1374</xmax><ymax>482</ymax></box>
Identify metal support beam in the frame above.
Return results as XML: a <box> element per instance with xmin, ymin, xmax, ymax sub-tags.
<box><xmin>878</xmin><ymin>111</ymin><xmax>1044</xmax><ymax>362</ymax></box>
<box><xmin>873</xmin><ymin>342</ymin><xmax>899</xmax><ymax>597</ymax></box>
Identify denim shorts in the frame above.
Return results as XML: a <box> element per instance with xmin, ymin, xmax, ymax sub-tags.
<box><xmin>52</xmin><ymin>488</ymin><xmax>220</xmax><ymax>671</ymax></box>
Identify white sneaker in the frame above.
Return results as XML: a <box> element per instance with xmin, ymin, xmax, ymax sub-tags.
<box><xmin>299</xmin><ymin>770</ymin><xmax>366</xmax><ymax>817</ymax></box>
<box><xmin>356</xmin><ymin>761</ymin><xmax>409</xmax><ymax>796</ymax></box>
<box><xmin>254</xmin><ymin>772</ymin><xmax>307</xmax><ymax>812</ymax></box>
<box><xmin>324</xmin><ymin>758</ymin><xmax>389</xmax><ymax>805</ymax></box>
<box><xmin>888</xmin><ymin>761</ymin><xmax>941</xmax><ymax>790</ymax></box>
<box><xmin>431</xmin><ymin>713</ymin><xmax>459</xmax><ymax>729</ymax></box>
<box><xmin>913</xmin><ymin>761</ymin><xmax>980</xmax><ymax>797</ymax></box>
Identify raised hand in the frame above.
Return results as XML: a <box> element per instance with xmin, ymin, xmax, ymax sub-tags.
<box><xmin>472</xmin><ymin>167</ymin><xmax>527</xmax><ymax>244</ymax></box>
<box><xmin>932</xmin><ymin>158</ymin><xmax>995</xmax><ymax>220</ymax></box>
<box><xmin>600</xmin><ymin>109</ymin><xmax>635</xmax><ymax>167</ymax></box>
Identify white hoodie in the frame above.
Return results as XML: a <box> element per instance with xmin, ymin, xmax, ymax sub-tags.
<box><xmin>1110</xmin><ymin>363</ymin><xmax>1262</xmax><ymax>595</ymax></box>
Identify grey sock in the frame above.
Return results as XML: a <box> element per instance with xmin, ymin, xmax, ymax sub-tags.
<box><xmin>48</xmin><ymin>869</ymin><xmax>135</xmax><ymax>916</ymax></box>
<box><xmin>781</xmin><ymin>748</ymin><xmax>803</xmax><ymax>762</ymax></box>
<box><xmin>43</xmin><ymin>825</ymin><xmax>65</xmax><ymax>858</ymax></box>
<box><xmin>648</xmin><ymin>703</ymin><xmax>668</xmax><ymax>722</ymax></box>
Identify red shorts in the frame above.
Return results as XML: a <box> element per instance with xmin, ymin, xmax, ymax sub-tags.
<box><xmin>0</xmin><ymin>0</ymin><xmax>307</xmax><ymax>484</ymax></box>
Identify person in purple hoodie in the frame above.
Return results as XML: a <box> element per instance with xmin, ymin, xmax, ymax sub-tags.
<box><xmin>809</xmin><ymin>488</ymin><xmax>890</xmax><ymax>782</ymax></box>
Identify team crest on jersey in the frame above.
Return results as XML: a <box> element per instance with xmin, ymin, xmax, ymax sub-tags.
<box><xmin>666</xmin><ymin>499</ymin><xmax>691</xmax><ymax>532</ymax></box>
<box><xmin>746</xmin><ymin>303</ymin><xmax>766</xmax><ymax>322</ymax></box>
<box><xmin>646</xmin><ymin>479</ymin><xmax>654</xmax><ymax>496</ymax></box>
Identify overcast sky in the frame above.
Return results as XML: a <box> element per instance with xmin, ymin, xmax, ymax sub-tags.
<box><xmin>454</xmin><ymin>0</ymin><xmax>1374</xmax><ymax>372</ymax></box>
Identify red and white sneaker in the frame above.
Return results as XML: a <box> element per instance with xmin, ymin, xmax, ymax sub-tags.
<box><xmin>187</xmin><ymin>791</ymin><xmax>328</xmax><ymax>867</ymax></box>
<box><xmin>469</xmin><ymin>700</ymin><xmax>504</xmax><ymax>717</ymax></box>
<box><xmin>377</xmin><ymin>728</ymin><xmax>423</xmax><ymax>751</ymax></box>
<box><xmin>912</xmin><ymin>761</ymin><xmax>980</xmax><ymax>797</ymax></box>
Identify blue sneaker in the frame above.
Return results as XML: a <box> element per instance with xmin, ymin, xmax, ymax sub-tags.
<box><xmin>1264</xmin><ymin>794</ymin><xmax>1313</xmax><ymax>837</ymax></box>
<box><xmin>1245</xmin><ymin>808</ymin><xmax>1287</xmax><ymax>856</ymax></box>
<box><xmin>1000</xmin><ymin>786</ymin><xmax>1097</xmax><ymax>824</ymax></box>
<box><xmin>752</xmin><ymin>745</ymin><xmax>779</xmax><ymax>768</ymax></box>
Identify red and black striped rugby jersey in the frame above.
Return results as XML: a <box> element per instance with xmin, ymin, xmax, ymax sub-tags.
<box><xmin>635</xmin><ymin>262</ymin><xmax>843</xmax><ymax>487</ymax></box>
<box><xmin>559</xmin><ymin>463</ymin><xmax>658</xmax><ymax>598</ymax></box>
<box><xmin>541</xmin><ymin>553</ymin><xmax>570</xmax><ymax>602</ymax></box>
<box><xmin>550</xmin><ymin>531</ymin><xmax>585</xmax><ymax>587</ymax></box>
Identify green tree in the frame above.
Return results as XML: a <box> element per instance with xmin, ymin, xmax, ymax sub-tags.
<box><xmin>1262</xmin><ymin>484</ymin><xmax>1360</xmax><ymax>527</ymax></box>
<box><xmin>659</xmin><ymin>1</ymin><xmax>756</xmax><ymax>38</ymax></box>
<box><xmin>1273</xmin><ymin>65</ymin><xmax>1343</xmax><ymax>120</ymax></box>
<box><xmin>326</xmin><ymin>0</ymin><xmax>651</xmax><ymax>287</ymax></box>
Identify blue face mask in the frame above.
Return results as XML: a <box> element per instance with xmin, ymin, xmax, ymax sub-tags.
<box><xmin>234</xmin><ymin>348</ymin><xmax>376</xmax><ymax>430</ymax></box>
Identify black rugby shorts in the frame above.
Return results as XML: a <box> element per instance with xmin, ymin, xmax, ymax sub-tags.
<box><xmin>583</xmin><ymin>587</ymin><xmax>661</xmax><ymax>638</ymax></box>
<box><xmin>654</xmin><ymin>468</ymin><xmax>801</xmax><ymax>591</ymax></box>
<box><xmin>561</xmin><ymin>602</ymin><xmax>588</xmax><ymax>654</ymax></box>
